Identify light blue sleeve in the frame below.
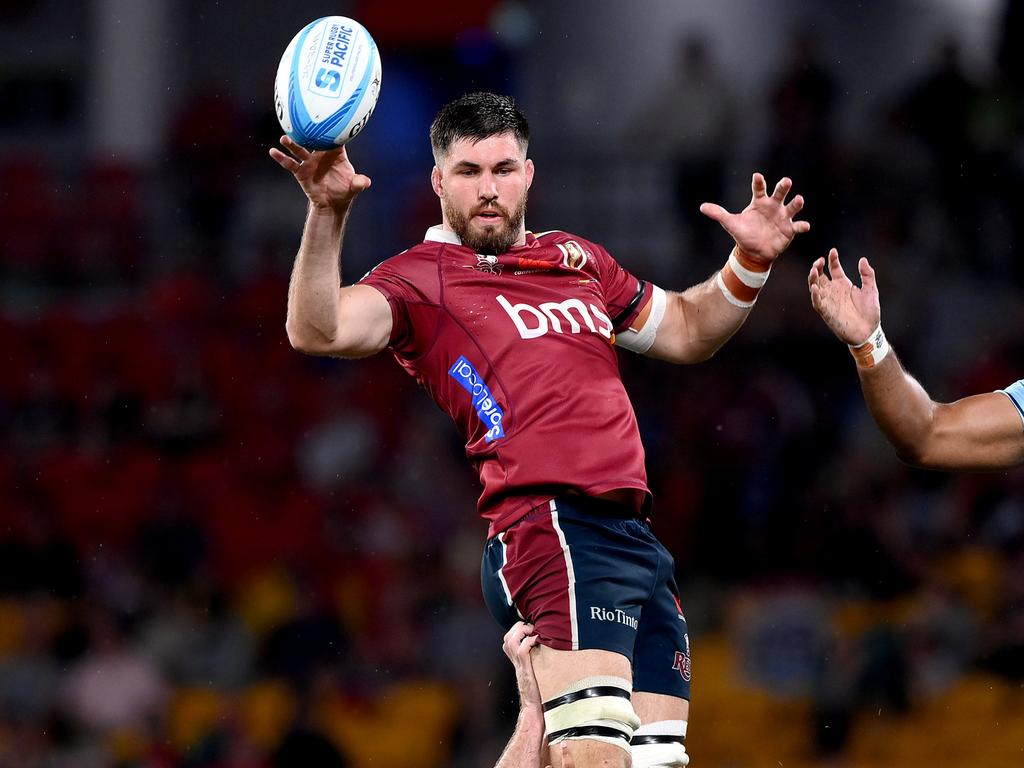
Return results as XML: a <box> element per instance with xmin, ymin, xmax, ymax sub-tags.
<box><xmin>997</xmin><ymin>379</ymin><xmax>1024</xmax><ymax>429</ymax></box>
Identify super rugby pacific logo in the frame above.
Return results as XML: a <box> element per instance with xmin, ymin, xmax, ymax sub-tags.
<box><xmin>449</xmin><ymin>356</ymin><xmax>505</xmax><ymax>442</ymax></box>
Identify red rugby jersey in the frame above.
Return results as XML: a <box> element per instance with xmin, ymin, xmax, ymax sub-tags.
<box><xmin>359</xmin><ymin>226</ymin><xmax>654</xmax><ymax>536</ymax></box>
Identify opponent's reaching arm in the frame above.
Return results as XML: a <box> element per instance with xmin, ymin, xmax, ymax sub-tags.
<box><xmin>270</xmin><ymin>136</ymin><xmax>392</xmax><ymax>358</ymax></box>
<box><xmin>645</xmin><ymin>173</ymin><xmax>810</xmax><ymax>363</ymax></box>
<box><xmin>808</xmin><ymin>248</ymin><xmax>1024</xmax><ymax>471</ymax></box>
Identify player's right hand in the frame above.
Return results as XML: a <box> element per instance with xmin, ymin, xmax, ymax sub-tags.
<box><xmin>808</xmin><ymin>248</ymin><xmax>882</xmax><ymax>345</ymax></box>
<box><xmin>269</xmin><ymin>135</ymin><xmax>372</xmax><ymax>212</ymax></box>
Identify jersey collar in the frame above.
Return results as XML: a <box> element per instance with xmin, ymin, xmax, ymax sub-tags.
<box><xmin>423</xmin><ymin>225</ymin><xmax>538</xmax><ymax>249</ymax></box>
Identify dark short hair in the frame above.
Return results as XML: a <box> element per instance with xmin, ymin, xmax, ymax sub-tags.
<box><xmin>429</xmin><ymin>92</ymin><xmax>530</xmax><ymax>164</ymax></box>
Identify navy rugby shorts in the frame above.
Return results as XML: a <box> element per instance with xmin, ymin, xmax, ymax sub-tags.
<box><xmin>481</xmin><ymin>496</ymin><xmax>691</xmax><ymax>700</ymax></box>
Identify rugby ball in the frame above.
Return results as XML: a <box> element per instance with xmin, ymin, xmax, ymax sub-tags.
<box><xmin>274</xmin><ymin>16</ymin><xmax>382</xmax><ymax>150</ymax></box>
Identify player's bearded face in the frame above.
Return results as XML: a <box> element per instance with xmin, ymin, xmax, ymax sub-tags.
<box><xmin>443</xmin><ymin>189</ymin><xmax>528</xmax><ymax>256</ymax></box>
<box><xmin>436</xmin><ymin>133</ymin><xmax>533</xmax><ymax>255</ymax></box>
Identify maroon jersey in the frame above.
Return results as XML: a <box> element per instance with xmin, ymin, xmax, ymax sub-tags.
<box><xmin>359</xmin><ymin>226</ymin><xmax>654</xmax><ymax>536</ymax></box>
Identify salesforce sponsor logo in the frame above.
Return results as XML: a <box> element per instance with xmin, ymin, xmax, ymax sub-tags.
<box><xmin>449</xmin><ymin>356</ymin><xmax>505</xmax><ymax>443</ymax></box>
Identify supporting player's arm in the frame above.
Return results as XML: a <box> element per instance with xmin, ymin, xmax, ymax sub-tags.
<box><xmin>643</xmin><ymin>174</ymin><xmax>810</xmax><ymax>363</ymax></box>
<box><xmin>270</xmin><ymin>136</ymin><xmax>392</xmax><ymax>357</ymax></box>
<box><xmin>494</xmin><ymin>622</ymin><xmax>570</xmax><ymax>768</ymax></box>
<box><xmin>808</xmin><ymin>248</ymin><xmax>1024</xmax><ymax>470</ymax></box>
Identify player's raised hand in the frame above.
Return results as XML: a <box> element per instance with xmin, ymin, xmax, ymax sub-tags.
<box><xmin>699</xmin><ymin>173</ymin><xmax>810</xmax><ymax>264</ymax></box>
<box><xmin>269</xmin><ymin>135</ymin><xmax>372</xmax><ymax>212</ymax></box>
<box><xmin>808</xmin><ymin>248</ymin><xmax>881</xmax><ymax>345</ymax></box>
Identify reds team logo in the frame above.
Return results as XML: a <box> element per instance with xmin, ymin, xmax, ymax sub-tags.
<box><xmin>672</xmin><ymin>633</ymin><xmax>692</xmax><ymax>682</ymax></box>
<box><xmin>673</xmin><ymin>651</ymin><xmax>691</xmax><ymax>682</ymax></box>
<box><xmin>475</xmin><ymin>254</ymin><xmax>502</xmax><ymax>275</ymax></box>
<box><xmin>555</xmin><ymin>241</ymin><xmax>589</xmax><ymax>271</ymax></box>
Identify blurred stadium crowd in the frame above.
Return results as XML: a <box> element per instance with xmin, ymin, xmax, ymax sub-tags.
<box><xmin>3</xmin><ymin>2</ymin><xmax>1024</xmax><ymax>767</ymax></box>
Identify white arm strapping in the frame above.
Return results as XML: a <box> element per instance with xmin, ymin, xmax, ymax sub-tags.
<box><xmin>616</xmin><ymin>285</ymin><xmax>667</xmax><ymax>353</ymax></box>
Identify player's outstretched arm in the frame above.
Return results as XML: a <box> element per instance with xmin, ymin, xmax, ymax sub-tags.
<box><xmin>808</xmin><ymin>249</ymin><xmax>1024</xmax><ymax>470</ymax></box>
<box><xmin>270</xmin><ymin>136</ymin><xmax>391</xmax><ymax>357</ymax></box>
<box><xmin>647</xmin><ymin>174</ymin><xmax>810</xmax><ymax>363</ymax></box>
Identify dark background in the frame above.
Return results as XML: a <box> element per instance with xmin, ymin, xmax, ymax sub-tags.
<box><xmin>2</xmin><ymin>1</ymin><xmax>1024</xmax><ymax>766</ymax></box>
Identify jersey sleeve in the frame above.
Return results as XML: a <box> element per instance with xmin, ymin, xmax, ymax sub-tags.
<box><xmin>592</xmin><ymin>243</ymin><xmax>654</xmax><ymax>334</ymax></box>
<box><xmin>358</xmin><ymin>257</ymin><xmax>419</xmax><ymax>354</ymax></box>
<box><xmin>997</xmin><ymin>379</ymin><xmax>1024</xmax><ymax>429</ymax></box>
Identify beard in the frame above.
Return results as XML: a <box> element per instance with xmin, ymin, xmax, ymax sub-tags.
<box><xmin>443</xmin><ymin>193</ymin><xmax>528</xmax><ymax>255</ymax></box>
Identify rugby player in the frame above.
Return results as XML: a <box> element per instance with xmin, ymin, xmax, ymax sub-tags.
<box><xmin>271</xmin><ymin>92</ymin><xmax>809</xmax><ymax>767</ymax></box>
<box><xmin>809</xmin><ymin>248</ymin><xmax>1024</xmax><ymax>470</ymax></box>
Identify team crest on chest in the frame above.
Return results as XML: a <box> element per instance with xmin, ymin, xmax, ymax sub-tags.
<box><xmin>556</xmin><ymin>240</ymin><xmax>590</xmax><ymax>271</ymax></box>
<box><xmin>474</xmin><ymin>254</ymin><xmax>503</xmax><ymax>275</ymax></box>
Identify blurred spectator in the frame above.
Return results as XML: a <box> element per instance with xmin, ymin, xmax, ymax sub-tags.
<box><xmin>60</xmin><ymin>609</ymin><xmax>167</xmax><ymax>731</ymax></box>
<box><xmin>632</xmin><ymin>32</ymin><xmax>738</xmax><ymax>268</ymax></box>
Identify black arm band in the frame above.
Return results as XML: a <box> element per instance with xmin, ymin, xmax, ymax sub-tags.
<box><xmin>611</xmin><ymin>280</ymin><xmax>648</xmax><ymax>328</ymax></box>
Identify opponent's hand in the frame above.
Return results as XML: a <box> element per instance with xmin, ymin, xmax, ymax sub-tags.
<box><xmin>808</xmin><ymin>248</ymin><xmax>881</xmax><ymax>345</ymax></box>
<box><xmin>502</xmin><ymin>621</ymin><xmax>542</xmax><ymax>711</ymax></box>
<box><xmin>269</xmin><ymin>135</ymin><xmax>371</xmax><ymax>212</ymax></box>
<box><xmin>699</xmin><ymin>173</ymin><xmax>809</xmax><ymax>265</ymax></box>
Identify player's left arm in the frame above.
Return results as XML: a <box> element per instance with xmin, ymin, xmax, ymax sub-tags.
<box><xmin>637</xmin><ymin>174</ymin><xmax>809</xmax><ymax>364</ymax></box>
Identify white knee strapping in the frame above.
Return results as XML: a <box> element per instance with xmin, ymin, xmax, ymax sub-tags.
<box><xmin>631</xmin><ymin>720</ymin><xmax>689</xmax><ymax>767</ymax></box>
<box><xmin>543</xmin><ymin>676</ymin><xmax>640</xmax><ymax>752</ymax></box>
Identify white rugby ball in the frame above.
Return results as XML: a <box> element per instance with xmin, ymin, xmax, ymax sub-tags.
<box><xmin>274</xmin><ymin>16</ymin><xmax>382</xmax><ymax>150</ymax></box>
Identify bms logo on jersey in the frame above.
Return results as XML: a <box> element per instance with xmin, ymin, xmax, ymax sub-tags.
<box><xmin>449</xmin><ymin>356</ymin><xmax>505</xmax><ymax>442</ymax></box>
<box><xmin>496</xmin><ymin>294</ymin><xmax>613</xmax><ymax>341</ymax></box>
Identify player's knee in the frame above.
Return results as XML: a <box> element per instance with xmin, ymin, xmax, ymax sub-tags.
<box><xmin>544</xmin><ymin>676</ymin><xmax>639</xmax><ymax>764</ymax></box>
<box><xmin>630</xmin><ymin>720</ymin><xmax>689</xmax><ymax>767</ymax></box>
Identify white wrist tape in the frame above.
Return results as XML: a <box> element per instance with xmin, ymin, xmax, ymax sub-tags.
<box><xmin>849</xmin><ymin>323</ymin><xmax>891</xmax><ymax>368</ymax></box>
<box><xmin>716</xmin><ymin>246</ymin><xmax>771</xmax><ymax>308</ymax></box>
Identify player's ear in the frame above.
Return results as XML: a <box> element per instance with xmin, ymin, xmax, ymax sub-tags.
<box><xmin>525</xmin><ymin>158</ymin><xmax>535</xmax><ymax>190</ymax></box>
<box><xmin>431</xmin><ymin>165</ymin><xmax>443</xmax><ymax>198</ymax></box>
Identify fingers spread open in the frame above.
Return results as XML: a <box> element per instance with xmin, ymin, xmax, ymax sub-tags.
<box><xmin>269</xmin><ymin>147</ymin><xmax>301</xmax><ymax>173</ymax></box>
<box><xmin>827</xmin><ymin>248</ymin><xmax>846</xmax><ymax>280</ymax></box>
<box><xmin>280</xmin><ymin>135</ymin><xmax>312</xmax><ymax>161</ymax></box>
<box><xmin>772</xmin><ymin>177</ymin><xmax>793</xmax><ymax>202</ymax></box>
<box><xmin>807</xmin><ymin>259</ymin><xmax>824</xmax><ymax>289</ymax></box>
<box><xmin>751</xmin><ymin>172</ymin><xmax>767</xmax><ymax>198</ymax></box>
<box><xmin>785</xmin><ymin>194</ymin><xmax>804</xmax><ymax>215</ymax></box>
<box><xmin>858</xmin><ymin>257</ymin><xmax>876</xmax><ymax>288</ymax></box>
<box><xmin>699</xmin><ymin>202</ymin><xmax>730</xmax><ymax>222</ymax></box>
